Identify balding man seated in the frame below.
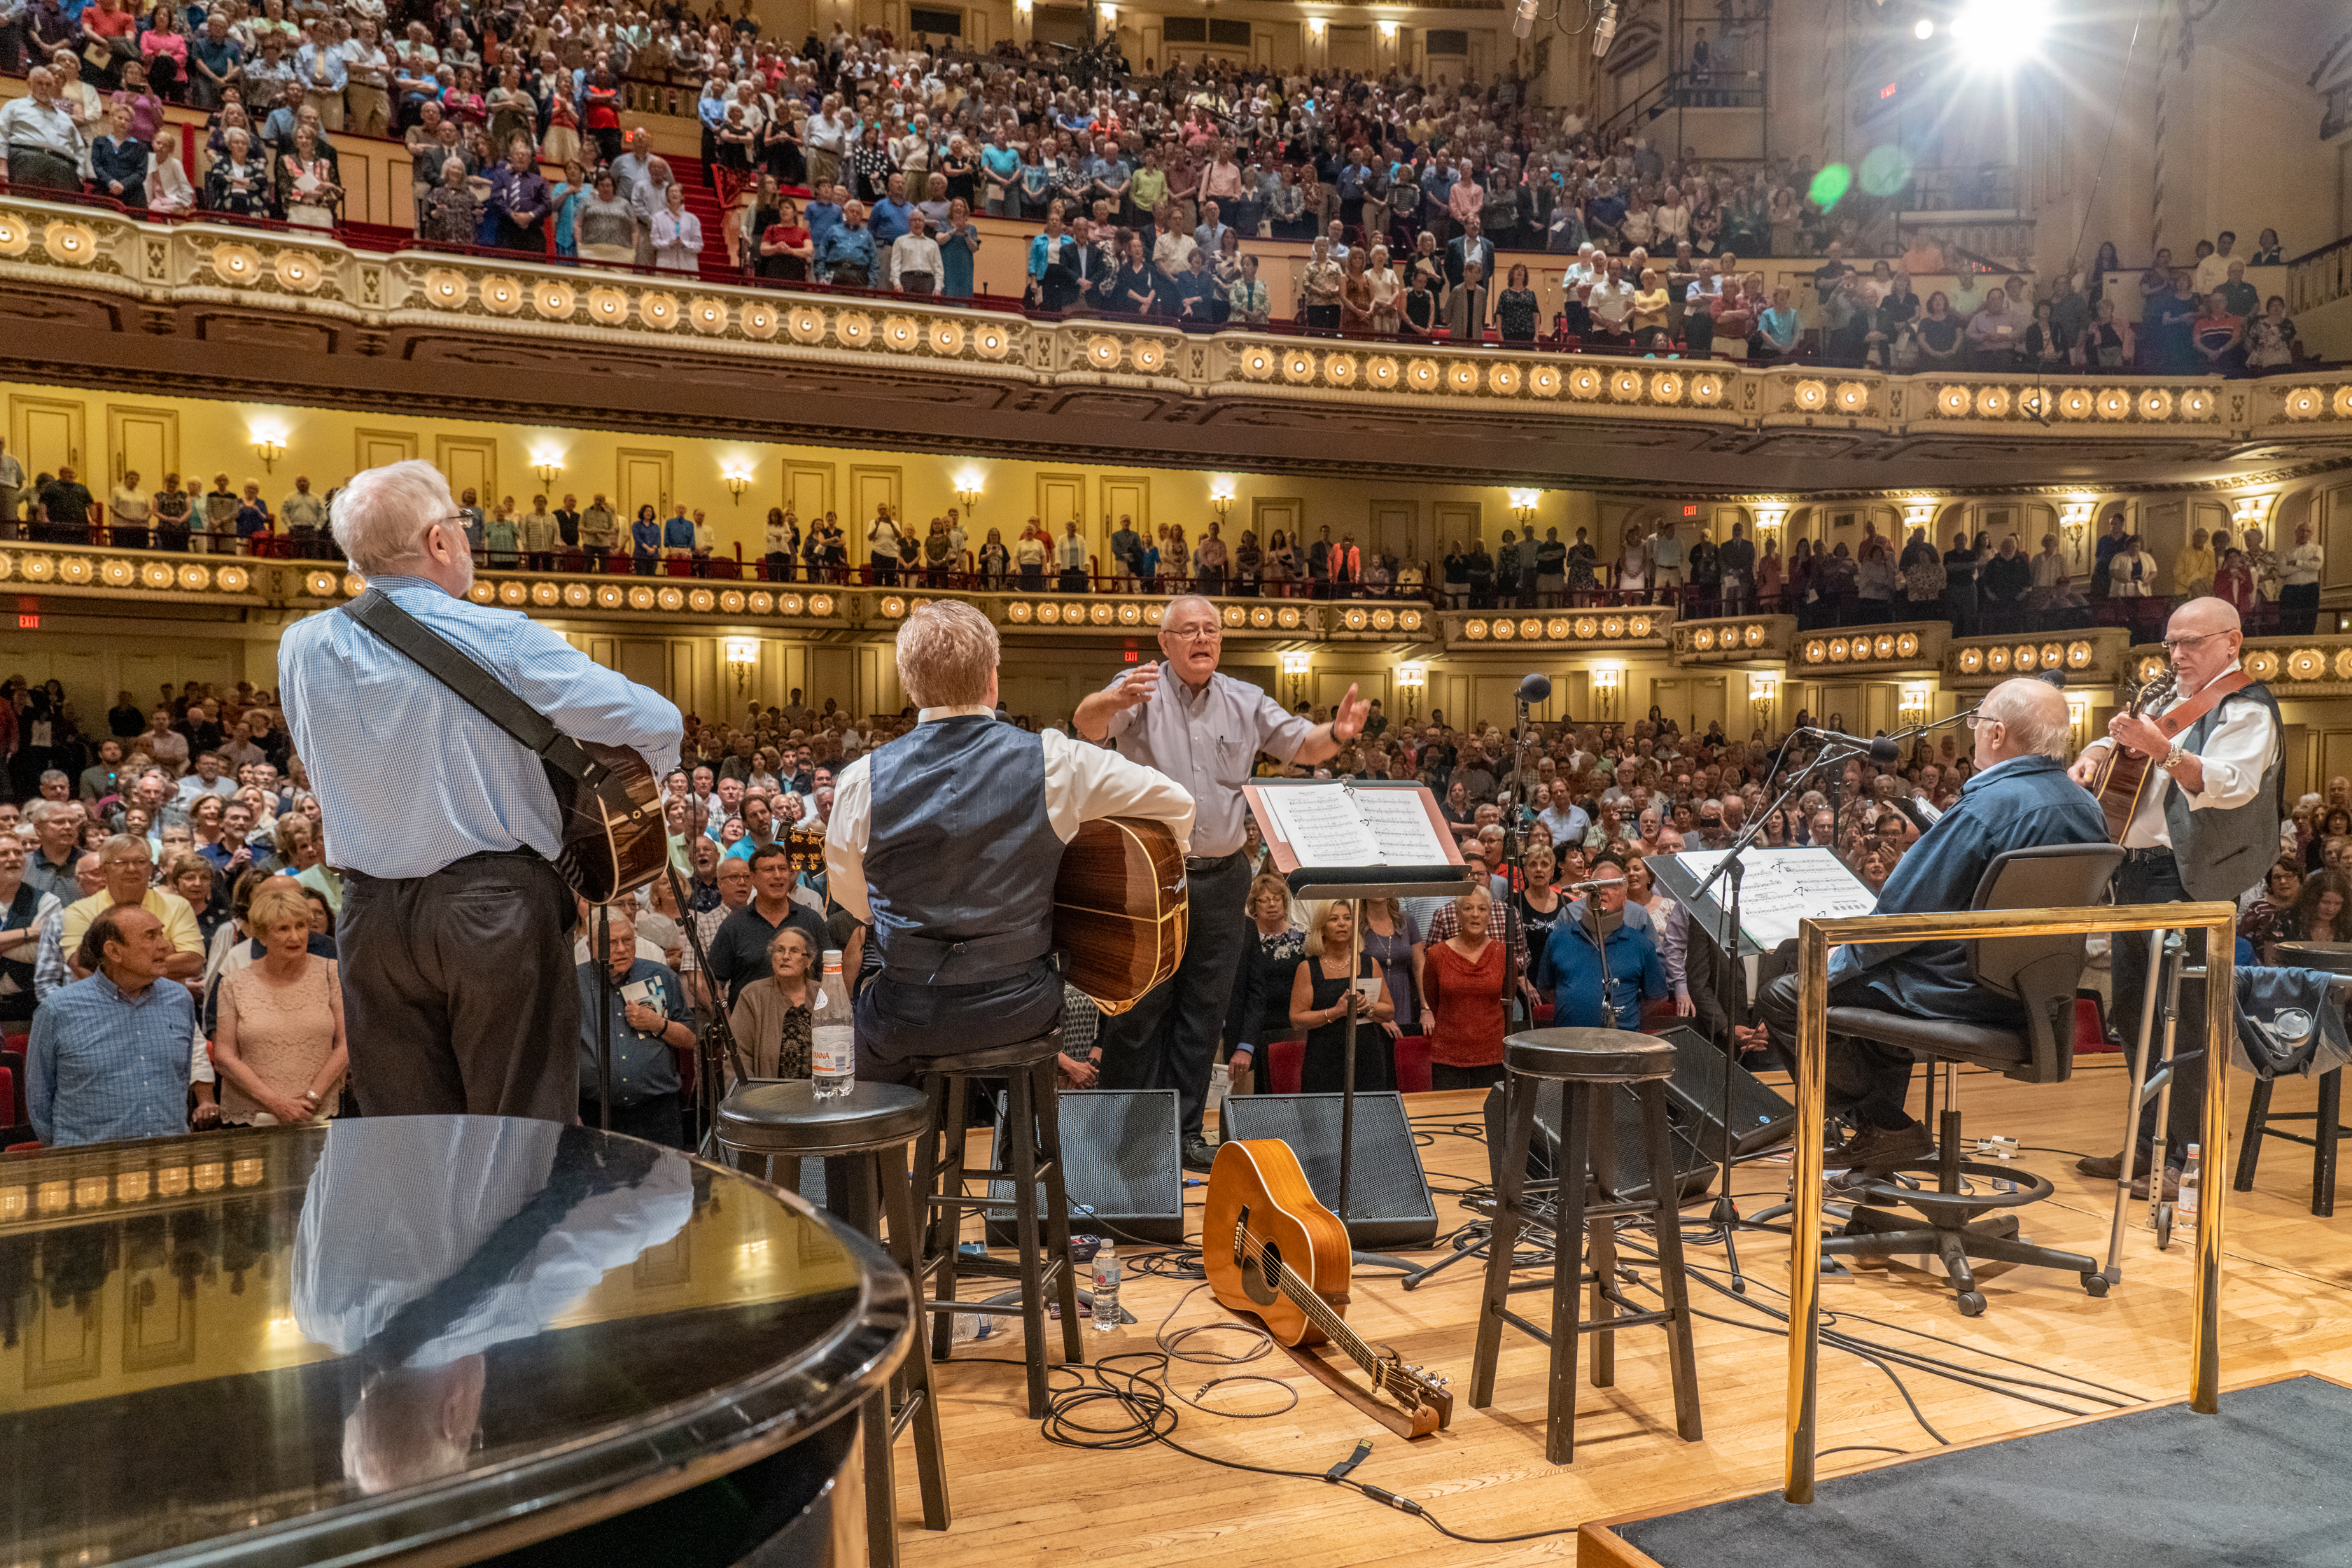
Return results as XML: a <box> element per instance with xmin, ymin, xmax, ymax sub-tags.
<box><xmin>1739</xmin><ymin>678</ymin><xmax>2108</xmax><ymax>1173</ymax></box>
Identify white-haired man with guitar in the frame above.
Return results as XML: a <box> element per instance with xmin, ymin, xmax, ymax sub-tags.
<box><xmin>281</xmin><ymin>460</ymin><xmax>682</xmax><ymax>1123</ymax></box>
<box><xmin>2068</xmin><ymin>595</ymin><xmax>2281</xmax><ymax>1199</ymax></box>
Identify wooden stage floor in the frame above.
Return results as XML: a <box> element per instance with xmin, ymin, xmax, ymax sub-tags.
<box><xmin>897</xmin><ymin>1061</ymin><xmax>2352</xmax><ymax>1567</ymax></box>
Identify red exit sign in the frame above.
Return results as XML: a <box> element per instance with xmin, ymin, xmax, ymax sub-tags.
<box><xmin>17</xmin><ymin>614</ymin><xmax>36</xmax><ymax>629</ymax></box>
<box><xmin>1683</xmin><ymin>505</ymin><xmax>1700</xmax><ymax>517</ymax></box>
<box><xmin>1881</xmin><ymin>80</ymin><xmax>1898</xmax><ymax>99</ymax></box>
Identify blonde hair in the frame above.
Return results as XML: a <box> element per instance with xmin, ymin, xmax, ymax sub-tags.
<box><xmin>1245</xmin><ymin>871</ymin><xmax>1292</xmax><ymax>918</ymax></box>
<box><xmin>894</xmin><ymin>599</ymin><xmax>996</xmax><ymax>708</ymax></box>
<box><xmin>248</xmin><ymin>880</ymin><xmax>312</xmax><ymax>932</ymax></box>
<box><xmin>1301</xmin><ymin>899</ymin><xmax>1355</xmax><ymax>960</ymax></box>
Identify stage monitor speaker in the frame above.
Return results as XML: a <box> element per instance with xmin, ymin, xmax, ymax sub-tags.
<box><xmin>1482</xmin><ymin>1080</ymin><xmax>1716</xmax><ymax>1205</ymax></box>
<box><xmin>1219</xmin><ymin>1093</ymin><xmax>1438</xmax><ymax>1248</ymax></box>
<box><xmin>987</xmin><ymin>1088</ymin><xmax>1186</xmax><ymax>1246</ymax></box>
<box><xmin>1651</xmin><ymin>1025</ymin><xmax>1796</xmax><ymax>1158</ymax></box>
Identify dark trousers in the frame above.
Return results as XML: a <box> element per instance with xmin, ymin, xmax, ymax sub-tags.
<box><xmin>1432</xmin><ymin>1060</ymin><xmax>1506</xmax><ymax>1092</ymax></box>
<box><xmin>2282</xmin><ymin>581</ymin><xmax>2320</xmax><ymax>636</ymax></box>
<box><xmin>339</xmin><ymin>850</ymin><xmax>580</xmax><ymax>1123</ymax></box>
<box><xmin>1754</xmin><ymin>967</ymin><xmax>1919</xmax><ymax>1130</ymax></box>
<box><xmin>1098</xmin><ymin>850</ymin><xmax>1250</xmax><ymax>1142</ymax></box>
<box><xmin>2112</xmin><ymin>848</ymin><xmax>2203</xmax><ymax>1169</ymax></box>
<box><xmin>579</xmin><ymin>1090</ymin><xmax>685</xmax><ymax>1148</ymax></box>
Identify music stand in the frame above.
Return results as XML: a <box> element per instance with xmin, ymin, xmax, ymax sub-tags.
<box><xmin>1245</xmin><ymin>780</ymin><xmax>1474</xmax><ymax>1254</ymax></box>
<box><xmin>1646</xmin><ymin>822</ymin><xmax>1877</xmax><ymax>1289</ymax></box>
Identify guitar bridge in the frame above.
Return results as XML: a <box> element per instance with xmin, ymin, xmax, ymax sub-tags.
<box><xmin>1232</xmin><ymin>1205</ymin><xmax>1250</xmax><ymax>1270</ymax></box>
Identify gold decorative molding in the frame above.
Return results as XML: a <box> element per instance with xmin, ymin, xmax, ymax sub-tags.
<box><xmin>5</xmin><ymin>196</ymin><xmax>2348</xmax><ymax>456</ymax></box>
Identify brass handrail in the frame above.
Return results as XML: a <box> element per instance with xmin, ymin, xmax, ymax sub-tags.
<box><xmin>1786</xmin><ymin>899</ymin><xmax>2237</xmax><ymax>1502</ymax></box>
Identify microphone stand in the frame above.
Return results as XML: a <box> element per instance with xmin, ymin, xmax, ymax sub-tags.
<box><xmin>596</xmin><ymin>901</ymin><xmax>612</xmax><ymax>1132</ymax></box>
<box><xmin>664</xmin><ymin>859</ymin><xmax>751</xmax><ymax>1158</ymax></box>
<box><xmin>1686</xmin><ymin>737</ymin><xmax>1867</xmax><ymax>1292</ymax></box>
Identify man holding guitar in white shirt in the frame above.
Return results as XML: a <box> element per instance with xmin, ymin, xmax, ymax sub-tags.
<box><xmin>2068</xmin><ymin>596</ymin><xmax>2281</xmax><ymax>1199</ymax></box>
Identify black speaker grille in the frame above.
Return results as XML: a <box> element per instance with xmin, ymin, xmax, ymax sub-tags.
<box><xmin>1219</xmin><ymin>1093</ymin><xmax>1438</xmax><ymax>1247</ymax></box>
<box><xmin>988</xmin><ymin>1089</ymin><xmax>1184</xmax><ymax>1245</ymax></box>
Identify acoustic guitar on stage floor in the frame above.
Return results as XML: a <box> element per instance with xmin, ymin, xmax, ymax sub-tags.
<box><xmin>1204</xmin><ymin>1140</ymin><xmax>1452</xmax><ymax>1436</ymax></box>
<box><xmin>2085</xmin><ymin>666</ymin><xmax>2250</xmax><ymax>842</ymax></box>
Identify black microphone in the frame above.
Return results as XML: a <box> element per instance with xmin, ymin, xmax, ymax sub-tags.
<box><xmin>1809</xmin><ymin>727</ymin><xmax>1900</xmax><ymax>763</ymax></box>
<box><xmin>1516</xmin><ymin>671</ymin><xmax>1552</xmax><ymax>706</ymax></box>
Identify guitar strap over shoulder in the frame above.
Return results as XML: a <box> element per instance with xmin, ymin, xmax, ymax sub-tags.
<box><xmin>340</xmin><ymin>588</ymin><xmax>631</xmax><ymax>813</ymax></box>
<box><xmin>2153</xmin><ymin>668</ymin><xmax>2254</xmax><ymax>743</ymax></box>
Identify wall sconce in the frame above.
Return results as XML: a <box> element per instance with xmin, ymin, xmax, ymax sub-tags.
<box><xmin>1100</xmin><ymin>3</ymin><xmax>1115</xmax><ymax>20</ymax></box>
<box><xmin>2066</xmin><ymin>691</ymin><xmax>2091</xmax><ymax>732</ymax></box>
<box><xmin>1014</xmin><ymin>0</ymin><xmax>1030</xmax><ymax>14</ymax></box>
<box><xmin>954</xmin><ymin>468</ymin><xmax>984</xmax><ymax>510</ymax></box>
<box><xmin>1899</xmin><ymin>497</ymin><xmax>1936</xmax><ymax>533</ymax></box>
<box><xmin>1898</xmin><ymin>682</ymin><xmax>1931</xmax><ymax>724</ymax></box>
<box><xmin>724</xmin><ymin>636</ymin><xmax>759</xmax><ymax>692</ymax></box>
<box><xmin>1749</xmin><ymin>672</ymin><xmax>1777</xmax><ymax>710</ymax></box>
<box><xmin>1210</xmin><ymin>475</ymin><xmax>1237</xmax><ymax>520</ymax></box>
<box><xmin>2059</xmin><ymin>496</ymin><xmax>2097</xmax><ymax>552</ymax></box>
<box><xmin>1395</xmin><ymin>659</ymin><xmax>1426</xmax><ymax>718</ymax></box>
<box><xmin>530</xmin><ymin>449</ymin><xmax>564</xmax><ymax>486</ymax></box>
<box><xmin>251</xmin><ymin>430</ymin><xmax>286</xmax><ymax>474</ymax></box>
<box><xmin>1279</xmin><ymin>649</ymin><xmax>1313</xmax><ymax>706</ymax></box>
<box><xmin>1591</xmin><ymin>662</ymin><xmax>1623</xmax><ymax>718</ymax></box>
<box><xmin>722</xmin><ymin>466</ymin><xmax>754</xmax><ymax>505</ymax></box>
<box><xmin>1306</xmin><ymin>15</ymin><xmax>1326</xmax><ymax>35</ymax></box>
<box><xmin>1754</xmin><ymin>504</ymin><xmax>1788</xmax><ymax>540</ymax></box>
<box><xmin>1377</xmin><ymin>18</ymin><xmax>1399</xmax><ymax>37</ymax></box>
<box><xmin>1508</xmin><ymin>488</ymin><xmax>1541</xmax><ymax>527</ymax></box>
<box><xmin>2231</xmin><ymin>495</ymin><xmax>2274</xmax><ymax>538</ymax></box>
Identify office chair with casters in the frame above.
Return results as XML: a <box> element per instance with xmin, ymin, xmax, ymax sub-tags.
<box><xmin>1816</xmin><ymin>841</ymin><xmax>2125</xmax><ymax>1316</ymax></box>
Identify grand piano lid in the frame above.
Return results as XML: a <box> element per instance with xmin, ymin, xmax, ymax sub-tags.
<box><xmin>0</xmin><ymin>1115</ymin><xmax>909</xmax><ymax>1567</ymax></box>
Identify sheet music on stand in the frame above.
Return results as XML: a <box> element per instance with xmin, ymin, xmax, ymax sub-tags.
<box><xmin>1646</xmin><ymin>848</ymin><xmax>1879</xmax><ymax>982</ymax></box>
<box><xmin>1241</xmin><ymin>778</ymin><xmax>1474</xmax><ymax>1238</ymax></box>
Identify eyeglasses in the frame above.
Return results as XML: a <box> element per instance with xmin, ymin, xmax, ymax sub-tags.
<box><xmin>1164</xmin><ymin>625</ymin><xmax>1222</xmax><ymax>643</ymax></box>
<box><xmin>1963</xmin><ymin>714</ymin><xmax>2004</xmax><ymax>730</ymax></box>
<box><xmin>2160</xmin><ymin>631</ymin><xmax>2227</xmax><ymax>656</ymax></box>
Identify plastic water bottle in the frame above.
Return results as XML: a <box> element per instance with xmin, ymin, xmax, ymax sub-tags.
<box><xmin>2178</xmin><ymin>1143</ymin><xmax>2201</xmax><ymax>1223</ymax></box>
<box><xmin>811</xmin><ymin>948</ymin><xmax>855</xmax><ymax>1100</ymax></box>
<box><xmin>1091</xmin><ymin>1240</ymin><xmax>1121</xmax><ymax>1331</ymax></box>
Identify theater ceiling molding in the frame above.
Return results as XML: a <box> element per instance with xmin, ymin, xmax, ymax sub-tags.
<box><xmin>4</xmin><ymin>199</ymin><xmax>2351</xmax><ymax>493</ymax></box>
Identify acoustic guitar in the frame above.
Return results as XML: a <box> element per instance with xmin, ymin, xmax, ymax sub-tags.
<box><xmin>547</xmin><ymin>742</ymin><xmax>668</xmax><ymax>904</ymax></box>
<box><xmin>2087</xmin><ymin>668</ymin><xmax>2176</xmax><ymax>841</ymax></box>
<box><xmin>2085</xmin><ymin>667</ymin><xmax>2251</xmax><ymax>844</ymax></box>
<box><xmin>1203</xmin><ymin>1140</ymin><xmax>1454</xmax><ymax>1436</ymax></box>
<box><xmin>1054</xmin><ymin>817</ymin><xmax>1187</xmax><ymax>1014</ymax></box>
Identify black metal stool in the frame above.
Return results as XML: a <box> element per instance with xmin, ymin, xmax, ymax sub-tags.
<box><xmin>1470</xmin><ymin>1027</ymin><xmax>1702</xmax><ymax>1464</ymax></box>
<box><xmin>718</xmin><ymin>1080</ymin><xmax>949</xmax><ymax>1568</ymax></box>
<box><xmin>909</xmin><ymin>1032</ymin><xmax>1085</xmax><ymax>1419</ymax></box>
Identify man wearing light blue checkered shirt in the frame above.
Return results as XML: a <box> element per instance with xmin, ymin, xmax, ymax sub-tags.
<box><xmin>279</xmin><ymin>461</ymin><xmax>681</xmax><ymax>1124</ymax></box>
<box><xmin>29</xmin><ymin>904</ymin><xmax>216</xmax><ymax>1147</ymax></box>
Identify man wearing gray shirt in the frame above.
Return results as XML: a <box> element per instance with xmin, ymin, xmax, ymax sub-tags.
<box><xmin>1075</xmin><ymin>594</ymin><xmax>1369</xmax><ymax>1166</ymax></box>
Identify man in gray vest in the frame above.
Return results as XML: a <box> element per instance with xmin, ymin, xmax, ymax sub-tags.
<box><xmin>2068</xmin><ymin>596</ymin><xmax>2282</xmax><ymax>1199</ymax></box>
<box><xmin>1075</xmin><ymin>594</ymin><xmax>1371</xmax><ymax>1168</ymax></box>
<box><xmin>826</xmin><ymin>601</ymin><xmax>1194</xmax><ymax>1079</ymax></box>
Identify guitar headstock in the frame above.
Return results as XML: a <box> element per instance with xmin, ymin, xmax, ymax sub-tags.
<box><xmin>2127</xmin><ymin>667</ymin><xmax>2178</xmax><ymax>718</ymax></box>
<box><xmin>1375</xmin><ymin>1357</ymin><xmax>1454</xmax><ymax>1429</ymax></box>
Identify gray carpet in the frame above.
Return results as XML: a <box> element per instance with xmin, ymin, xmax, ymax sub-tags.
<box><xmin>1616</xmin><ymin>1376</ymin><xmax>2352</xmax><ymax>1568</ymax></box>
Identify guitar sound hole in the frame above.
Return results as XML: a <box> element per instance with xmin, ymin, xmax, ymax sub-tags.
<box><xmin>1244</xmin><ymin>1239</ymin><xmax>1282</xmax><ymax>1308</ymax></box>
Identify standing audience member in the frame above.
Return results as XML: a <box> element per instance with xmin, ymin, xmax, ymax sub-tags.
<box><xmin>575</xmin><ymin>906</ymin><xmax>692</xmax><ymax>1147</ymax></box>
<box><xmin>29</xmin><ymin>905</ymin><xmax>218</xmax><ymax>1147</ymax></box>
<box><xmin>211</xmin><ymin>879</ymin><xmax>345</xmax><ymax>1124</ymax></box>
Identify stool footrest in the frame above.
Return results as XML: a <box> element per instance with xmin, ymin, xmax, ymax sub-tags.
<box><xmin>1499</xmin><ymin>1305</ymin><xmax>1675</xmax><ymax>1348</ymax></box>
<box><xmin>1499</xmin><ymin>1197</ymin><xmax>1658</xmax><ymax>1223</ymax></box>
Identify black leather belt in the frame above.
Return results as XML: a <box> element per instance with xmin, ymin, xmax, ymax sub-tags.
<box><xmin>2120</xmin><ymin>845</ymin><xmax>2176</xmax><ymax>864</ymax></box>
<box><xmin>1185</xmin><ymin>850</ymin><xmax>1243</xmax><ymax>873</ymax></box>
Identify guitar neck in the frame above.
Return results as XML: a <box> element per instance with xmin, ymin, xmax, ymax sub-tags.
<box><xmin>1237</xmin><ymin>1227</ymin><xmax>1383</xmax><ymax>1380</ymax></box>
